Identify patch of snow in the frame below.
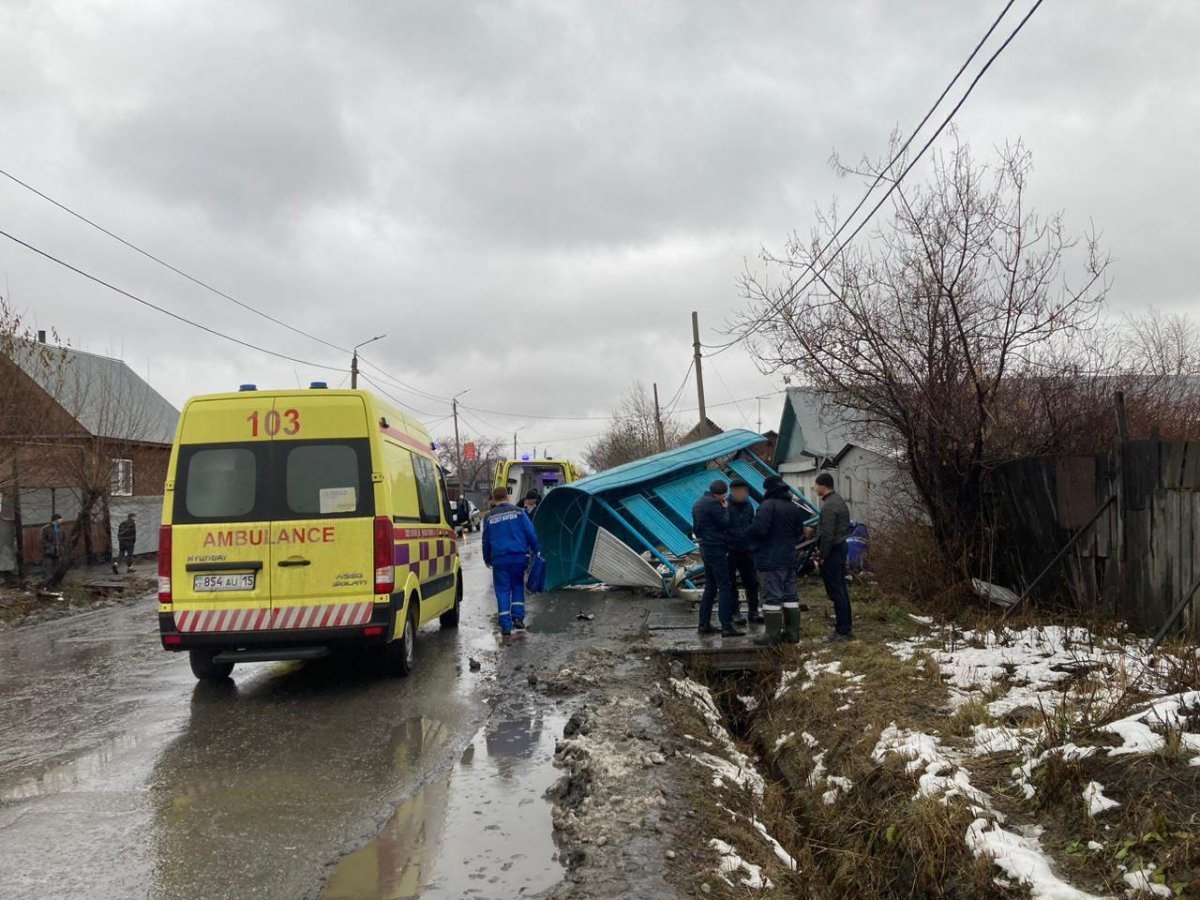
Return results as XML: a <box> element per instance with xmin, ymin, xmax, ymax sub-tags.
<box><xmin>873</xmin><ymin>724</ymin><xmax>943</xmax><ymax>774</ymax></box>
<box><xmin>686</xmin><ymin>751</ymin><xmax>766</xmax><ymax>797</ymax></box>
<box><xmin>1087</xmin><ymin>841</ymin><xmax>1104</xmax><ymax>851</ymax></box>
<box><xmin>672</xmin><ymin>678</ymin><xmax>765</xmax><ymax>797</ymax></box>
<box><xmin>972</xmin><ymin>724</ymin><xmax>1036</xmax><ymax>756</ymax></box>
<box><xmin>806</xmin><ymin>750</ymin><xmax>827</xmax><ymax>787</ymax></box>
<box><xmin>1082</xmin><ymin>782</ymin><xmax>1120</xmax><ymax>817</ymax></box>
<box><xmin>710</xmin><ymin>838</ymin><xmax>772</xmax><ymax>890</ymax></box>
<box><xmin>1101</xmin><ymin>691</ymin><xmax>1200</xmax><ymax>756</ymax></box>
<box><xmin>773</xmin><ymin>731</ymin><xmax>794</xmax><ymax>751</ymax></box>
<box><xmin>800</xmin><ymin>732</ymin><xmax>819</xmax><ymax>748</ymax></box>
<box><xmin>1122</xmin><ymin>866</ymin><xmax>1171</xmax><ymax>897</ymax></box>
<box><xmin>909</xmin><ymin>614</ymin><xmax>935</xmax><ymax>625</ymax></box>
<box><xmin>751</xmin><ymin>817</ymin><xmax>798</xmax><ymax>871</ymax></box>
<box><xmin>738</xmin><ymin>694</ymin><xmax>759</xmax><ymax>712</ymax></box>
<box><xmin>966</xmin><ymin>819</ymin><xmax>1106</xmax><ymax>900</ymax></box>
<box><xmin>836</xmin><ymin>703</ymin><xmax>853</xmax><ymax>711</ymax></box>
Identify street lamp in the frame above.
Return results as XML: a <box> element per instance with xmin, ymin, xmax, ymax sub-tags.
<box><xmin>350</xmin><ymin>334</ymin><xmax>386</xmax><ymax>388</ymax></box>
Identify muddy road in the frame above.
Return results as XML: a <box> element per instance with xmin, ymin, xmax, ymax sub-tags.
<box><xmin>0</xmin><ymin>538</ymin><xmax>666</xmax><ymax>900</ymax></box>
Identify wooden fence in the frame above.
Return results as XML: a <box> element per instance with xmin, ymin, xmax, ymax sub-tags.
<box><xmin>985</xmin><ymin>439</ymin><xmax>1200</xmax><ymax>634</ymax></box>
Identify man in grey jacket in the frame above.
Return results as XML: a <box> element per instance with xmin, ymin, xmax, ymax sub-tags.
<box><xmin>814</xmin><ymin>472</ymin><xmax>853</xmax><ymax>641</ymax></box>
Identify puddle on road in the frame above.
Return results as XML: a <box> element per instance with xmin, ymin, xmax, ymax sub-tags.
<box><xmin>325</xmin><ymin>714</ymin><xmax>565</xmax><ymax>899</ymax></box>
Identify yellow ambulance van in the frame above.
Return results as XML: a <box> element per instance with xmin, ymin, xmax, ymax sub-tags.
<box><xmin>158</xmin><ymin>383</ymin><xmax>462</xmax><ymax>681</ymax></box>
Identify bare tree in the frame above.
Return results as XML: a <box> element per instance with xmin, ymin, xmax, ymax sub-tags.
<box><xmin>0</xmin><ymin>297</ymin><xmax>69</xmax><ymax>577</ymax></box>
<box><xmin>739</xmin><ymin>137</ymin><xmax>1111</xmax><ymax>571</ymax></box>
<box><xmin>585</xmin><ymin>381</ymin><xmax>684</xmax><ymax>472</ymax></box>
<box><xmin>436</xmin><ymin>433</ymin><xmax>507</xmax><ymax>492</ymax></box>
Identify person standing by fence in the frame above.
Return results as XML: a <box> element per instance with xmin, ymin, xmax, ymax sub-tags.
<box><xmin>40</xmin><ymin>514</ymin><xmax>70</xmax><ymax>591</ymax></box>
<box><xmin>114</xmin><ymin>513</ymin><xmax>136</xmax><ymax>574</ymax></box>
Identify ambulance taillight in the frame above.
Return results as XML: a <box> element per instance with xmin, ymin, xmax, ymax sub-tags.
<box><xmin>373</xmin><ymin>516</ymin><xmax>394</xmax><ymax>594</ymax></box>
<box><xmin>158</xmin><ymin>525</ymin><xmax>172</xmax><ymax>603</ymax></box>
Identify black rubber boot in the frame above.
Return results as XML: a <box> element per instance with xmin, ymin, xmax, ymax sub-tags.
<box><xmin>783</xmin><ymin>607</ymin><xmax>801</xmax><ymax>644</ymax></box>
<box><xmin>753</xmin><ymin>610</ymin><xmax>784</xmax><ymax>646</ymax></box>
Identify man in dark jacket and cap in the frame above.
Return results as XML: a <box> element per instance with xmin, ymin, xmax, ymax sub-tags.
<box><xmin>725</xmin><ymin>478</ymin><xmax>760</xmax><ymax>626</ymax></box>
<box><xmin>814</xmin><ymin>472</ymin><xmax>854</xmax><ymax>641</ymax></box>
<box><xmin>749</xmin><ymin>475</ymin><xmax>806</xmax><ymax>645</ymax></box>
<box><xmin>691</xmin><ymin>479</ymin><xmax>743</xmax><ymax>637</ymax></box>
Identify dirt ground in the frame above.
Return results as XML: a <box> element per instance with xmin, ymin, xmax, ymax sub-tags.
<box><xmin>0</xmin><ymin>559</ymin><xmax>154</xmax><ymax>629</ymax></box>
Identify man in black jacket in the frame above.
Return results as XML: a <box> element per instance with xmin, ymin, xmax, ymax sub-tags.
<box><xmin>749</xmin><ymin>475</ymin><xmax>806</xmax><ymax>645</ymax></box>
<box><xmin>725</xmin><ymin>479</ymin><xmax>760</xmax><ymax>626</ymax></box>
<box><xmin>814</xmin><ymin>472</ymin><xmax>854</xmax><ymax>641</ymax></box>
<box><xmin>691</xmin><ymin>479</ymin><xmax>743</xmax><ymax>637</ymax></box>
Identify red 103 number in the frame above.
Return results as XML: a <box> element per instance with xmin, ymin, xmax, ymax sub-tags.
<box><xmin>247</xmin><ymin>408</ymin><xmax>301</xmax><ymax>437</ymax></box>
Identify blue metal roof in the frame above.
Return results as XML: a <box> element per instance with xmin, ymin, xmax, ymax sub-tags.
<box><xmin>566</xmin><ymin>430</ymin><xmax>766</xmax><ymax>495</ymax></box>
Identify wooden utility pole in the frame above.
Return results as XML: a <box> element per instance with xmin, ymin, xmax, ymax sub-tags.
<box><xmin>691</xmin><ymin>311</ymin><xmax>708</xmax><ymax>438</ymax></box>
<box><xmin>1114</xmin><ymin>391</ymin><xmax>1131</xmax><ymax>442</ymax></box>
<box><xmin>652</xmin><ymin>382</ymin><xmax>667</xmax><ymax>452</ymax></box>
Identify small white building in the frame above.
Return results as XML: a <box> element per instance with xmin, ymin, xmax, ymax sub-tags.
<box><xmin>772</xmin><ymin>388</ymin><xmax>912</xmax><ymax>527</ymax></box>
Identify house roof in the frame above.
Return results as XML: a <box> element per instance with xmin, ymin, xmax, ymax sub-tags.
<box><xmin>774</xmin><ymin>387</ymin><xmax>857</xmax><ymax>464</ymax></box>
<box><xmin>10</xmin><ymin>342</ymin><xmax>180</xmax><ymax>445</ymax></box>
<box><xmin>680</xmin><ymin>417</ymin><xmax>723</xmax><ymax>445</ymax></box>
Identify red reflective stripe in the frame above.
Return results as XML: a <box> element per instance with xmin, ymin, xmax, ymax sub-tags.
<box><xmin>319</xmin><ymin>606</ymin><xmax>336</xmax><ymax>628</ymax></box>
<box><xmin>379</xmin><ymin>424</ymin><xmax>432</xmax><ymax>455</ymax></box>
<box><xmin>213</xmin><ymin>609</ymin><xmax>229</xmax><ymax>632</ymax></box>
<box><xmin>257</xmin><ymin>608</ymin><xmax>270</xmax><ymax>630</ymax></box>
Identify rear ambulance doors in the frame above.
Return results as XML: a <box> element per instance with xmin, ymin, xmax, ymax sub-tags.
<box><xmin>170</xmin><ymin>391</ymin><xmax>377</xmax><ymax>635</ymax></box>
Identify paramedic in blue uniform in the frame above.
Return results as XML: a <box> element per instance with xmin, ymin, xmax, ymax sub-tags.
<box><xmin>482</xmin><ymin>485</ymin><xmax>540</xmax><ymax>636</ymax></box>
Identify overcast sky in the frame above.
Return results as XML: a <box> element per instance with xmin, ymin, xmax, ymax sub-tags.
<box><xmin>0</xmin><ymin>0</ymin><xmax>1194</xmax><ymax>459</ymax></box>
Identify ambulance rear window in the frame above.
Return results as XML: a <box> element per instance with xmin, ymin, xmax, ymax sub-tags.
<box><xmin>285</xmin><ymin>443</ymin><xmax>366</xmax><ymax>517</ymax></box>
<box><xmin>183</xmin><ymin>448</ymin><xmax>258</xmax><ymax>518</ymax></box>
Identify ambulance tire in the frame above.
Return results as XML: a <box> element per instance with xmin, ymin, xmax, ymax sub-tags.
<box><xmin>189</xmin><ymin>649</ymin><xmax>234</xmax><ymax>681</ymax></box>
<box><xmin>439</xmin><ymin>578</ymin><xmax>462</xmax><ymax>629</ymax></box>
<box><xmin>387</xmin><ymin>599</ymin><xmax>419</xmax><ymax>677</ymax></box>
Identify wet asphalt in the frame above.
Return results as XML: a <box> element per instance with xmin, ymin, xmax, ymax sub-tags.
<box><xmin>0</xmin><ymin>538</ymin><xmax>630</xmax><ymax>900</ymax></box>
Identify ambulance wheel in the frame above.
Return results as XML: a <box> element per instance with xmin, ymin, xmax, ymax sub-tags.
<box><xmin>189</xmin><ymin>649</ymin><xmax>234</xmax><ymax>681</ymax></box>
<box><xmin>439</xmin><ymin>579</ymin><xmax>462</xmax><ymax>629</ymax></box>
<box><xmin>389</xmin><ymin>600</ymin><xmax>418</xmax><ymax>677</ymax></box>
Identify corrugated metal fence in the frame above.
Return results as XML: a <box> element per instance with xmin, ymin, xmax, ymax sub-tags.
<box><xmin>986</xmin><ymin>439</ymin><xmax>1200</xmax><ymax>634</ymax></box>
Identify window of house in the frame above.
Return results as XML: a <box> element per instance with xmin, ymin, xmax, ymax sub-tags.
<box><xmin>111</xmin><ymin>459</ymin><xmax>133</xmax><ymax>497</ymax></box>
<box><xmin>844</xmin><ymin>475</ymin><xmax>853</xmax><ymax>502</ymax></box>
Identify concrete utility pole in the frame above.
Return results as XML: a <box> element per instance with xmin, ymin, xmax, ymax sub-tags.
<box><xmin>351</xmin><ymin>334</ymin><xmax>386</xmax><ymax>389</ymax></box>
<box><xmin>652</xmin><ymin>382</ymin><xmax>667</xmax><ymax>452</ymax></box>
<box><xmin>691</xmin><ymin>311</ymin><xmax>708</xmax><ymax>438</ymax></box>
<box><xmin>452</xmin><ymin>389</ymin><xmax>470</xmax><ymax>501</ymax></box>
<box><xmin>513</xmin><ymin>433</ymin><xmax>518</xmax><ymax>458</ymax></box>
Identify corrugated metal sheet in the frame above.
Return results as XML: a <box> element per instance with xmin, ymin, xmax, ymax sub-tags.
<box><xmin>589</xmin><ymin>527</ymin><xmax>663</xmax><ymax>590</ymax></box>
<box><xmin>568</xmin><ymin>430</ymin><xmax>766</xmax><ymax>496</ymax></box>
<box><xmin>10</xmin><ymin>342</ymin><xmax>179</xmax><ymax>445</ymax></box>
<box><xmin>619</xmin><ymin>495</ymin><xmax>695</xmax><ymax>557</ymax></box>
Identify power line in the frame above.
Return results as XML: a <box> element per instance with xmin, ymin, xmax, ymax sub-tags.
<box><xmin>0</xmin><ymin>165</ymin><xmax>353</xmax><ymax>356</ymax></box>
<box><xmin>661</xmin><ymin>360</ymin><xmax>696</xmax><ymax>418</ymax></box>
<box><xmin>0</xmin><ymin>227</ymin><xmax>350</xmax><ymax>371</ymax></box>
<box><xmin>357</xmin><ymin>372</ymin><xmax>447</xmax><ymax>419</ymax></box>
<box><xmin>706</xmin><ymin>0</ymin><xmax>1028</xmax><ymax>356</ymax></box>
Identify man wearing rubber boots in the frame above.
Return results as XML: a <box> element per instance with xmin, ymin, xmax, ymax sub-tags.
<box><xmin>751</xmin><ymin>474</ymin><xmax>806</xmax><ymax>645</ymax></box>
<box><xmin>482</xmin><ymin>486</ymin><xmax>540</xmax><ymax>636</ymax></box>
